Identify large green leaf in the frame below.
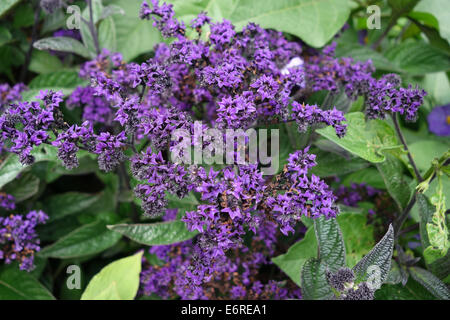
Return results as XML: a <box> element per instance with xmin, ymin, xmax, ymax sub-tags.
<box><xmin>80</xmin><ymin>0</ymin><xmax>104</xmax><ymax>56</ymax></box>
<box><xmin>353</xmin><ymin>224</ymin><xmax>394</xmax><ymax>284</ymax></box>
<box><xmin>310</xmin><ymin>149</ymin><xmax>370</xmax><ymax>177</ymax></box>
<box><xmin>335</xmin><ymin>43</ymin><xmax>400</xmax><ymax>72</ymax></box>
<box><xmin>39</xmin><ymin>220</ymin><xmax>122</xmax><ymax>259</ymax></box>
<box><xmin>3</xmin><ymin>172</ymin><xmax>40</xmax><ymax>202</ymax></box>
<box><xmin>314</xmin><ymin>216</ymin><xmax>346</xmax><ymax>272</ymax></box>
<box><xmin>33</xmin><ymin>37</ymin><xmax>92</xmax><ymax>59</ymax></box>
<box><xmin>0</xmin><ymin>0</ymin><xmax>20</xmax><ymax>18</ymax></box>
<box><xmin>301</xmin><ymin>258</ymin><xmax>334</xmax><ymax>300</ymax></box>
<box><xmin>415</xmin><ymin>0</ymin><xmax>450</xmax><ymax>43</ymax></box>
<box><xmin>0</xmin><ymin>144</ymin><xmax>58</xmax><ymax>189</ymax></box>
<box><xmin>81</xmin><ymin>252</ymin><xmax>143</xmax><ymax>300</ymax></box>
<box><xmin>42</xmin><ymin>192</ymin><xmax>103</xmax><ymax>222</ymax></box>
<box><xmin>272</xmin><ymin>227</ymin><xmax>318</xmax><ymax>286</ymax></box>
<box><xmin>336</xmin><ymin>213</ymin><xmax>375</xmax><ymax>268</ymax></box>
<box><xmin>273</xmin><ymin>213</ymin><xmax>375</xmax><ymax>285</ymax></box>
<box><xmin>109</xmin><ymin>0</ymin><xmax>162</xmax><ymax>61</ymax></box>
<box><xmin>29</xmin><ymin>50</ymin><xmax>65</xmax><ymax>75</ymax></box>
<box><xmin>107</xmin><ymin>220</ymin><xmax>198</xmax><ymax>246</ymax></box>
<box><xmin>21</xmin><ymin>70</ymin><xmax>88</xmax><ymax>101</ymax></box>
<box><xmin>409</xmin><ymin>267</ymin><xmax>450</xmax><ymax>300</ymax></box>
<box><xmin>316</xmin><ymin>112</ymin><xmax>400</xmax><ymax>163</ymax></box>
<box><xmin>376</xmin><ymin>152</ymin><xmax>413</xmax><ymax>212</ymax></box>
<box><xmin>0</xmin><ymin>265</ymin><xmax>55</xmax><ymax>300</ymax></box>
<box><xmin>384</xmin><ymin>42</ymin><xmax>450</xmax><ymax>75</ymax></box>
<box><xmin>98</xmin><ymin>17</ymin><xmax>117</xmax><ymax>52</ymax></box>
<box><xmin>170</xmin><ymin>0</ymin><xmax>351</xmax><ymax>47</ymax></box>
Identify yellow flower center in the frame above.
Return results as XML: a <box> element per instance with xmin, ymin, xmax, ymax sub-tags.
<box><xmin>447</xmin><ymin>115</ymin><xmax>450</xmax><ymax>125</ymax></box>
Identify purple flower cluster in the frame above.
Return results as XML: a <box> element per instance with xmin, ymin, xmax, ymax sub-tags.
<box><xmin>335</xmin><ymin>182</ymin><xmax>382</xmax><ymax>215</ymax></box>
<box><xmin>291</xmin><ymin>102</ymin><xmax>347</xmax><ymax>137</ymax></box>
<box><xmin>0</xmin><ymin>83</ymin><xmax>26</xmax><ymax>111</ymax></box>
<box><xmin>140</xmin><ymin>210</ymin><xmax>301</xmax><ymax>299</ymax></box>
<box><xmin>67</xmin><ymin>86</ymin><xmax>112</xmax><ymax>125</ymax></box>
<box><xmin>267</xmin><ymin>147</ymin><xmax>339</xmax><ymax>235</ymax></box>
<box><xmin>0</xmin><ymin>210</ymin><xmax>48</xmax><ymax>271</ymax></box>
<box><xmin>0</xmin><ymin>193</ymin><xmax>15</xmax><ymax>211</ymax></box>
<box><xmin>132</xmin><ymin>148</ymin><xmax>189</xmax><ymax>217</ymax></box>
<box><xmin>304</xmin><ymin>43</ymin><xmax>426</xmax><ymax>121</ymax></box>
<box><xmin>0</xmin><ymin>90</ymin><xmax>64</xmax><ymax>165</ymax></box>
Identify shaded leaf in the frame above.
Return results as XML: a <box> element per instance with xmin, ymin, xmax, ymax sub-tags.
<box><xmin>353</xmin><ymin>224</ymin><xmax>394</xmax><ymax>284</ymax></box>
<box><xmin>107</xmin><ymin>220</ymin><xmax>198</xmax><ymax>246</ymax></box>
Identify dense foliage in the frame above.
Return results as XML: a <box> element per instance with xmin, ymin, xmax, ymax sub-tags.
<box><xmin>0</xmin><ymin>0</ymin><xmax>449</xmax><ymax>300</ymax></box>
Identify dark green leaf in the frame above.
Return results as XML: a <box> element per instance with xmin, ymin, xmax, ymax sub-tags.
<box><xmin>272</xmin><ymin>227</ymin><xmax>318</xmax><ymax>286</ymax></box>
<box><xmin>3</xmin><ymin>172</ymin><xmax>40</xmax><ymax>202</ymax></box>
<box><xmin>39</xmin><ymin>220</ymin><xmax>122</xmax><ymax>259</ymax></box>
<box><xmin>107</xmin><ymin>220</ymin><xmax>198</xmax><ymax>246</ymax></box>
<box><xmin>42</xmin><ymin>192</ymin><xmax>103</xmax><ymax>222</ymax></box>
<box><xmin>0</xmin><ymin>265</ymin><xmax>55</xmax><ymax>300</ymax></box>
<box><xmin>353</xmin><ymin>224</ymin><xmax>394</xmax><ymax>284</ymax></box>
<box><xmin>33</xmin><ymin>37</ymin><xmax>92</xmax><ymax>59</ymax></box>
<box><xmin>384</xmin><ymin>42</ymin><xmax>450</xmax><ymax>75</ymax></box>
<box><xmin>301</xmin><ymin>258</ymin><xmax>334</xmax><ymax>300</ymax></box>
<box><xmin>409</xmin><ymin>267</ymin><xmax>450</xmax><ymax>300</ymax></box>
<box><xmin>376</xmin><ymin>152</ymin><xmax>413</xmax><ymax>211</ymax></box>
<box><xmin>0</xmin><ymin>144</ymin><xmax>58</xmax><ymax>189</ymax></box>
<box><xmin>0</xmin><ymin>0</ymin><xmax>21</xmax><ymax>18</ymax></box>
<box><xmin>314</xmin><ymin>216</ymin><xmax>346</xmax><ymax>272</ymax></box>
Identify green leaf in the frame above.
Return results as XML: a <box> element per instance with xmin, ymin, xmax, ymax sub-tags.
<box><xmin>42</xmin><ymin>192</ymin><xmax>104</xmax><ymax>222</ymax></box>
<box><xmin>314</xmin><ymin>216</ymin><xmax>346</xmax><ymax>272</ymax></box>
<box><xmin>29</xmin><ymin>50</ymin><xmax>64</xmax><ymax>74</ymax></box>
<box><xmin>81</xmin><ymin>252</ymin><xmax>143</xmax><ymax>300</ymax></box>
<box><xmin>273</xmin><ymin>213</ymin><xmax>375</xmax><ymax>285</ymax></box>
<box><xmin>301</xmin><ymin>258</ymin><xmax>334</xmax><ymax>300</ymax></box>
<box><xmin>0</xmin><ymin>26</ymin><xmax>12</xmax><ymax>47</ymax></box>
<box><xmin>384</xmin><ymin>42</ymin><xmax>450</xmax><ymax>75</ymax></box>
<box><xmin>172</xmin><ymin>0</ymin><xmax>351</xmax><ymax>48</ymax></box>
<box><xmin>409</xmin><ymin>267</ymin><xmax>450</xmax><ymax>300</ymax></box>
<box><xmin>335</xmin><ymin>43</ymin><xmax>400</xmax><ymax>72</ymax></box>
<box><xmin>0</xmin><ymin>265</ymin><xmax>55</xmax><ymax>300</ymax></box>
<box><xmin>101</xmin><ymin>4</ymin><xmax>125</xmax><ymax>20</ymax></box>
<box><xmin>98</xmin><ymin>17</ymin><xmax>117</xmax><ymax>52</ymax></box>
<box><xmin>22</xmin><ymin>70</ymin><xmax>88</xmax><ymax>101</ymax></box>
<box><xmin>316</xmin><ymin>112</ymin><xmax>400</xmax><ymax>163</ymax></box>
<box><xmin>39</xmin><ymin>220</ymin><xmax>122</xmax><ymax>259</ymax></box>
<box><xmin>375</xmin><ymin>277</ymin><xmax>437</xmax><ymax>300</ymax></box>
<box><xmin>337</xmin><ymin>213</ymin><xmax>375</xmax><ymax>268</ymax></box>
<box><xmin>341</xmin><ymin>167</ymin><xmax>387</xmax><ymax>190</ymax></box>
<box><xmin>422</xmin><ymin>72</ymin><xmax>450</xmax><ymax>105</ymax></box>
<box><xmin>0</xmin><ymin>144</ymin><xmax>58</xmax><ymax>189</ymax></box>
<box><xmin>109</xmin><ymin>0</ymin><xmax>162</xmax><ymax>61</ymax></box>
<box><xmin>107</xmin><ymin>220</ymin><xmax>198</xmax><ymax>246</ymax></box>
<box><xmin>408</xmin><ymin>140</ymin><xmax>450</xmax><ymax>172</ymax></box>
<box><xmin>3</xmin><ymin>172</ymin><xmax>40</xmax><ymax>202</ymax></box>
<box><xmin>230</xmin><ymin>0</ymin><xmax>352</xmax><ymax>48</ymax></box>
<box><xmin>376</xmin><ymin>152</ymin><xmax>413</xmax><ymax>211</ymax></box>
<box><xmin>353</xmin><ymin>224</ymin><xmax>394</xmax><ymax>284</ymax></box>
<box><xmin>272</xmin><ymin>227</ymin><xmax>318</xmax><ymax>286</ymax></box>
<box><xmin>310</xmin><ymin>148</ymin><xmax>370</xmax><ymax>177</ymax></box>
<box><xmin>33</xmin><ymin>37</ymin><xmax>92</xmax><ymax>59</ymax></box>
<box><xmin>0</xmin><ymin>0</ymin><xmax>20</xmax><ymax>18</ymax></box>
<box><xmin>388</xmin><ymin>0</ymin><xmax>419</xmax><ymax>16</ymax></box>
<box><xmin>415</xmin><ymin>0</ymin><xmax>450</xmax><ymax>43</ymax></box>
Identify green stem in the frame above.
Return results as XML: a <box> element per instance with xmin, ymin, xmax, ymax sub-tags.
<box><xmin>392</xmin><ymin>113</ymin><xmax>423</xmax><ymax>182</ymax></box>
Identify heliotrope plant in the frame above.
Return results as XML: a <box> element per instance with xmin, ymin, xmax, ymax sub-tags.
<box><xmin>0</xmin><ymin>0</ymin><xmax>449</xmax><ymax>301</ymax></box>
